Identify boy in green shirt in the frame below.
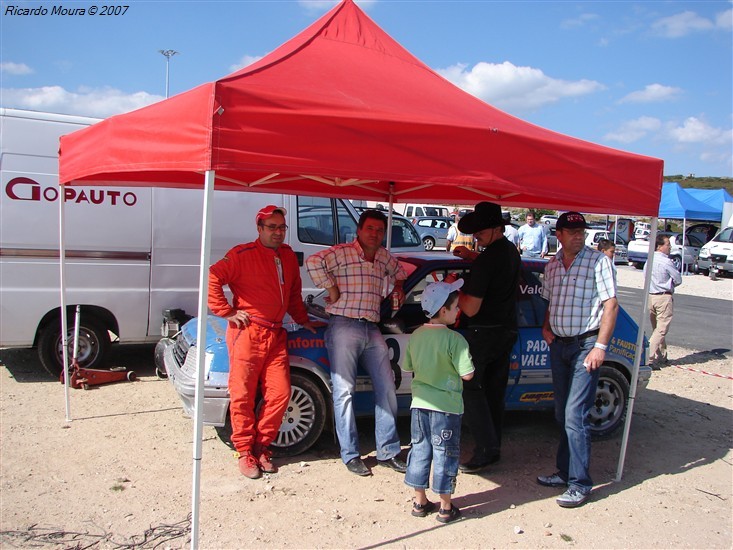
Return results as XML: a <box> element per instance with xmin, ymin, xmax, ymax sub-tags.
<box><xmin>403</xmin><ymin>279</ymin><xmax>475</xmax><ymax>523</ymax></box>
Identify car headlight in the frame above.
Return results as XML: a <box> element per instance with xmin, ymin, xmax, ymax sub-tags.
<box><xmin>699</xmin><ymin>248</ymin><xmax>709</xmax><ymax>259</ymax></box>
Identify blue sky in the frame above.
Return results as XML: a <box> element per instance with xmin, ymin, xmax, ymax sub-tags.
<box><xmin>2</xmin><ymin>0</ymin><xmax>731</xmax><ymax>177</ymax></box>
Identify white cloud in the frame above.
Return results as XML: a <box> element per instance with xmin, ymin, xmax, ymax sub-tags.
<box><xmin>561</xmin><ymin>13</ymin><xmax>599</xmax><ymax>29</ymax></box>
<box><xmin>0</xmin><ymin>86</ymin><xmax>163</xmax><ymax>118</ymax></box>
<box><xmin>716</xmin><ymin>8</ymin><xmax>733</xmax><ymax>30</ymax></box>
<box><xmin>604</xmin><ymin>116</ymin><xmax>662</xmax><ymax>143</ymax></box>
<box><xmin>437</xmin><ymin>61</ymin><xmax>604</xmax><ymax>112</ymax></box>
<box><xmin>1</xmin><ymin>62</ymin><xmax>33</xmax><ymax>75</ymax></box>
<box><xmin>229</xmin><ymin>55</ymin><xmax>264</xmax><ymax>73</ymax></box>
<box><xmin>651</xmin><ymin>10</ymin><xmax>715</xmax><ymax>37</ymax></box>
<box><xmin>667</xmin><ymin>117</ymin><xmax>730</xmax><ymax>144</ymax></box>
<box><xmin>619</xmin><ymin>84</ymin><xmax>683</xmax><ymax>104</ymax></box>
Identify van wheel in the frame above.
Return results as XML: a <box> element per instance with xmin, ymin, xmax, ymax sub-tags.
<box><xmin>422</xmin><ymin>237</ymin><xmax>435</xmax><ymax>251</ymax></box>
<box><xmin>589</xmin><ymin>365</ymin><xmax>630</xmax><ymax>439</ymax></box>
<box><xmin>632</xmin><ymin>261</ymin><xmax>644</xmax><ymax>270</ymax></box>
<box><xmin>38</xmin><ymin>316</ymin><xmax>111</xmax><ymax>378</ymax></box>
<box><xmin>270</xmin><ymin>372</ymin><xmax>327</xmax><ymax>457</ymax></box>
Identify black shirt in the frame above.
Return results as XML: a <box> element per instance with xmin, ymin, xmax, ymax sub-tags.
<box><xmin>462</xmin><ymin>236</ymin><xmax>520</xmax><ymax>330</ymax></box>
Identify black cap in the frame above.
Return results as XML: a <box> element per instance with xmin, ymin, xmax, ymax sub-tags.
<box><xmin>556</xmin><ymin>211</ymin><xmax>590</xmax><ymax>230</ymax></box>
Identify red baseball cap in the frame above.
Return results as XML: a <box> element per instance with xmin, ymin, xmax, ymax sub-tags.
<box><xmin>255</xmin><ymin>205</ymin><xmax>287</xmax><ymax>224</ymax></box>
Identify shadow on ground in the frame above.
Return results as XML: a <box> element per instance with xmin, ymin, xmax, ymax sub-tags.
<box><xmin>0</xmin><ymin>343</ymin><xmax>157</xmax><ymax>383</ymax></box>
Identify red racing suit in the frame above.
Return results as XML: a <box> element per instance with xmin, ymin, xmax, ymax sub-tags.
<box><xmin>208</xmin><ymin>239</ymin><xmax>309</xmax><ymax>453</ymax></box>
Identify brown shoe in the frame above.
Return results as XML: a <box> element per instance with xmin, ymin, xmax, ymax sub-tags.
<box><xmin>238</xmin><ymin>450</ymin><xmax>262</xmax><ymax>479</ymax></box>
<box><xmin>254</xmin><ymin>444</ymin><xmax>277</xmax><ymax>474</ymax></box>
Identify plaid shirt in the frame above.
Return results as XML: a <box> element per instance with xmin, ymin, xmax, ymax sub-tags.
<box><xmin>306</xmin><ymin>240</ymin><xmax>407</xmax><ymax>322</ymax></box>
<box><xmin>541</xmin><ymin>246</ymin><xmax>616</xmax><ymax>337</ymax></box>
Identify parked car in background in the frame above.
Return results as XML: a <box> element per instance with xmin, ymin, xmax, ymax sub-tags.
<box><xmin>697</xmin><ymin>225</ymin><xmax>733</xmax><ymax>276</ymax></box>
<box><xmin>540</xmin><ymin>214</ymin><xmax>558</xmax><ymax>228</ymax></box>
<box><xmin>158</xmin><ymin>254</ymin><xmax>651</xmax><ymax>456</ymax></box>
<box><xmin>410</xmin><ymin>216</ymin><xmax>452</xmax><ymax>250</ymax></box>
<box><xmin>353</xmin><ymin>207</ymin><xmax>424</xmax><ymax>249</ymax></box>
<box><xmin>585</xmin><ymin>229</ymin><xmax>629</xmax><ymax>264</ymax></box>
<box><xmin>627</xmin><ymin>232</ymin><xmax>704</xmax><ymax>271</ymax></box>
<box><xmin>544</xmin><ymin>225</ymin><xmax>558</xmax><ymax>254</ymax></box>
<box><xmin>685</xmin><ymin>223</ymin><xmax>719</xmax><ymax>244</ymax></box>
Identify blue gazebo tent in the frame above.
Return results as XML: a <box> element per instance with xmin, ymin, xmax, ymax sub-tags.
<box><xmin>658</xmin><ymin>182</ymin><xmax>720</xmax><ymax>221</ymax></box>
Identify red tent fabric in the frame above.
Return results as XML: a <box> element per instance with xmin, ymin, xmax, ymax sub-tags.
<box><xmin>59</xmin><ymin>0</ymin><xmax>663</xmax><ymax>215</ymax></box>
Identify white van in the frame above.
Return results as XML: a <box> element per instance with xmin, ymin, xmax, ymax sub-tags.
<box><xmin>0</xmin><ymin>109</ymin><xmax>422</xmax><ymax>375</ymax></box>
<box><xmin>697</xmin><ymin>224</ymin><xmax>733</xmax><ymax>276</ymax></box>
<box><xmin>397</xmin><ymin>204</ymin><xmax>452</xmax><ymax>218</ymax></box>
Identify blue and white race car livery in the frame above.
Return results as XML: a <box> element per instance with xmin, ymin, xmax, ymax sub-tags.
<box><xmin>158</xmin><ymin>253</ymin><xmax>651</xmax><ymax>456</ymax></box>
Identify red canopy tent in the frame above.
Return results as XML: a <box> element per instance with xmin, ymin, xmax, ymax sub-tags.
<box><xmin>60</xmin><ymin>0</ymin><xmax>662</xmax><ymax>215</ymax></box>
<box><xmin>58</xmin><ymin>1</ymin><xmax>663</xmax><ymax>545</ymax></box>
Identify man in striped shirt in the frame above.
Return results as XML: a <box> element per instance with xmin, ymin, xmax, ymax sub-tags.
<box><xmin>537</xmin><ymin>211</ymin><xmax>618</xmax><ymax>508</ymax></box>
<box><xmin>306</xmin><ymin>210</ymin><xmax>407</xmax><ymax>477</ymax></box>
<box><xmin>643</xmin><ymin>234</ymin><xmax>682</xmax><ymax>368</ymax></box>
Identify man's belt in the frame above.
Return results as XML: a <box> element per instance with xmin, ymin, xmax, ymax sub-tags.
<box><xmin>650</xmin><ymin>291</ymin><xmax>673</xmax><ymax>295</ymax></box>
<box><xmin>249</xmin><ymin>316</ymin><xmax>283</xmax><ymax>329</ymax></box>
<box><xmin>554</xmin><ymin>329</ymin><xmax>600</xmax><ymax>343</ymax></box>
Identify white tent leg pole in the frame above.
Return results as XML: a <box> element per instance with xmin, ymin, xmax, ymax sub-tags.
<box><xmin>190</xmin><ymin>170</ymin><xmax>215</xmax><ymax>549</ymax></box>
<box><xmin>682</xmin><ymin>218</ymin><xmax>687</xmax><ymax>275</ymax></box>
<box><xmin>59</xmin><ymin>184</ymin><xmax>71</xmax><ymax>422</ymax></box>
<box><xmin>615</xmin><ymin>217</ymin><xmax>658</xmax><ymax>481</ymax></box>
<box><xmin>386</xmin><ymin>182</ymin><xmax>394</xmax><ymax>249</ymax></box>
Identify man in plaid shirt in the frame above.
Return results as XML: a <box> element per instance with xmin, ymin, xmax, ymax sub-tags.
<box><xmin>306</xmin><ymin>210</ymin><xmax>407</xmax><ymax>477</ymax></box>
<box><xmin>537</xmin><ymin>211</ymin><xmax>618</xmax><ymax>508</ymax></box>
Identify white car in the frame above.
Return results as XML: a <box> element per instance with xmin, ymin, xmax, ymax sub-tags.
<box><xmin>540</xmin><ymin>214</ymin><xmax>558</xmax><ymax>228</ymax></box>
<box><xmin>585</xmin><ymin>230</ymin><xmax>628</xmax><ymax>264</ymax></box>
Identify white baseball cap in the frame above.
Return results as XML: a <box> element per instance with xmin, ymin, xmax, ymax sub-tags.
<box><xmin>421</xmin><ymin>279</ymin><xmax>464</xmax><ymax>318</ymax></box>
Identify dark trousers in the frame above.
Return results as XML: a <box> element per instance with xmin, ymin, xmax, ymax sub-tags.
<box><xmin>462</xmin><ymin>327</ymin><xmax>518</xmax><ymax>457</ymax></box>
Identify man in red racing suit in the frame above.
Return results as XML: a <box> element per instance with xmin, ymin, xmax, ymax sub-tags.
<box><xmin>208</xmin><ymin>205</ymin><xmax>316</xmax><ymax>479</ymax></box>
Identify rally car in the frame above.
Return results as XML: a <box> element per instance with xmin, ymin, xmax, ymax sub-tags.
<box><xmin>157</xmin><ymin>253</ymin><xmax>651</xmax><ymax>456</ymax></box>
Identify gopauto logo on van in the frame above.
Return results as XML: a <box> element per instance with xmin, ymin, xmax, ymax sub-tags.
<box><xmin>5</xmin><ymin>177</ymin><xmax>138</xmax><ymax>206</ymax></box>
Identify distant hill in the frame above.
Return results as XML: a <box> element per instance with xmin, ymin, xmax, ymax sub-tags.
<box><xmin>664</xmin><ymin>176</ymin><xmax>733</xmax><ymax>194</ymax></box>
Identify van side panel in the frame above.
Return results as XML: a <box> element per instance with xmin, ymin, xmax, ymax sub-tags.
<box><xmin>1</xmin><ymin>111</ymin><xmax>153</xmax><ymax>346</ymax></box>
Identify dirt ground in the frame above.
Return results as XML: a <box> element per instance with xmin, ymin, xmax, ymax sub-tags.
<box><xmin>1</xmin><ymin>271</ymin><xmax>731</xmax><ymax>549</ymax></box>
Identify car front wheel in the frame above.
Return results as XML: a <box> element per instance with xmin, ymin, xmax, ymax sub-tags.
<box><xmin>589</xmin><ymin>365</ymin><xmax>630</xmax><ymax>439</ymax></box>
<box><xmin>271</xmin><ymin>372</ymin><xmax>327</xmax><ymax>457</ymax></box>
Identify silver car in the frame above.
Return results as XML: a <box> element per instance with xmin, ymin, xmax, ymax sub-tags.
<box><xmin>411</xmin><ymin>216</ymin><xmax>452</xmax><ymax>250</ymax></box>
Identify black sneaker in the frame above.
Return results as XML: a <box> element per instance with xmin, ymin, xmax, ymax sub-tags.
<box><xmin>345</xmin><ymin>457</ymin><xmax>371</xmax><ymax>476</ymax></box>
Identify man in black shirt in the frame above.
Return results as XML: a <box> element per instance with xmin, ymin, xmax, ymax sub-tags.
<box><xmin>447</xmin><ymin>201</ymin><xmax>521</xmax><ymax>473</ymax></box>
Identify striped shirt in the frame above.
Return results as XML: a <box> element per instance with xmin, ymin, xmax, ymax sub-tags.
<box><xmin>306</xmin><ymin>240</ymin><xmax>407</xmax><ymax>322</ymax></box>
<box><xmin>643</xmin><ymin>251</ymin><xmax>682</xmax><ymax>294</ymax></box>
<box><xmin>541</xmin><ymin>246</ymin><xmax>616</xmax><ymax>337</ymax></box>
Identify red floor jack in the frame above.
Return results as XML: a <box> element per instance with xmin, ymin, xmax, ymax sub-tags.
<box><xmin>61</xmin><ymin>306</ymin><xmax>136</xmax><ymax>390</ymax></box>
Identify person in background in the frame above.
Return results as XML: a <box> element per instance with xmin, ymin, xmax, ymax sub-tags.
<box><xmin>537</xmin><ymin>211</ymin><xmax>618</xmax><ymax>508</ymax></box>
<box><xmin>403</xmin><ymin>280</ymin><xmax>474</xmax><ymax>524</ymax></box>
<box><xmin>643</xmin><ymin>235</ymin><xmax>682</xmax><ymax>369</ymax></box>
<box><xmin>518</xmin><ymin>211</ymin><xmax>548</xmax><ymax>258</ymax></box>
<box><xmin>208</xmin><ymin>205</ymin><xmax>317</xmax><ymax>479</ymax></box>
<box><xmin>446</xmin><ymin>213</ymin><xmax>475</xmax><ymax>252</ymax></box>
<box><xmin>503</xmin><ymin>218</ymin><xmax>520</xmax><ymax>251</ymax></box>
<box><xmin>306</xmin><ymin>209</ymin><xmax>407</xmax><ymax>477</ymax></box>
<box><xmin>448</xmin><ymin>201</ymin><xmax>520</xmax><ymax>474</ymax></box>
<box><xmin>597</xmin><ymin>238</ymin><xmax>617</xmax><ymax>278</ymax></box>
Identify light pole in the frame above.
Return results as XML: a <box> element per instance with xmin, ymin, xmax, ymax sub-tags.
<box><xmin>158</xmin><ymin>49</ymin><xmax>179</xmax><ymax>98</ymax></box>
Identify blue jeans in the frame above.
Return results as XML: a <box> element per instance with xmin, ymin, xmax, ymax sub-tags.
<box><xmin>550</xmin><ymin>335</ymin><xmax>600</xmax><ymax>494</ymax></box>
<box><xmin>325</xmin><ymin>315</ymin><xmax>401</xmax><ymax>464</ymax></box>
<box><xmin>404</xmin><ymin>408</ymin><xmax>461</xmax><ymax>494</ymax></box>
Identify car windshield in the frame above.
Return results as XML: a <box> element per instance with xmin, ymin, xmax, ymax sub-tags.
<box><xmin>713</xmin><ymin>227</ymin><xmax>733</xmax><ymax>243</ymax></box>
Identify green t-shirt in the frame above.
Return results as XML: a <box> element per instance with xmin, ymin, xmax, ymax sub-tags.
<box><xmin>402</xmin><ymin>324</ymin><xmax>474</xmax><ymax>414</ymax></box>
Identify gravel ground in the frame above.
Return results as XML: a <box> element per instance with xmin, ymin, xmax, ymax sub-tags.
<box><xmin>0</xmin><ymin>269</ymin><xmax>731</xmax><ymax>549</ymax></box>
